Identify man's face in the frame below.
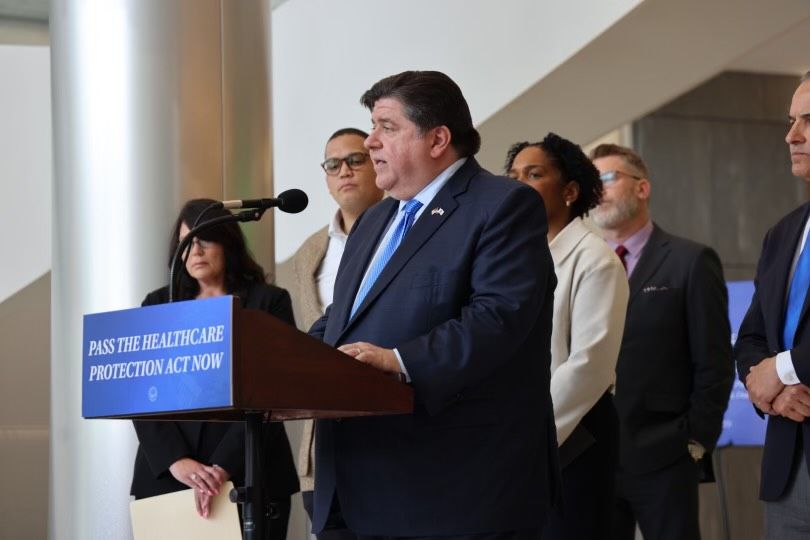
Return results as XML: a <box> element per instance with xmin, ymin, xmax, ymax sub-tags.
<box><xmin>787</xmin><ymin>81</ymin><xmax>810</xmax><ymax>180</ymax></box>
<box><xmin>591</xmin><ymin>155</ymin><xmax>644</xmax><ymax>230</ymax></box>
<box><xmin>324</xmin><ymin>134</ymin><xmax>383</xmax><ymax>216</ymax></box>
<box><xmin>365</xmin><ymin>97</ymin><xmax>437</xmax><ymax>200</ymax></box>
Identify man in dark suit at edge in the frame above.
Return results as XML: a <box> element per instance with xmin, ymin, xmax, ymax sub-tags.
<box><xmin>589</xmin><ymin>144</ymin><xmax>733</xmax><ymax>540</ymax></box>
<box><xmin>309</xmin><ymin>70</ymin><xmax>560</xmax><ymax>539</ymax></box>
<box><xmin>736</xmin><ymin>71</ymin><xmax>810</xmax><ymax>538</ymax></box>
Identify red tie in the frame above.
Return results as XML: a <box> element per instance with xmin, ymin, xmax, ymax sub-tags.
<box><xmin>615</xmin><ymin>245</ymin><xmax>629</xmax><ymax>273</ymax></box>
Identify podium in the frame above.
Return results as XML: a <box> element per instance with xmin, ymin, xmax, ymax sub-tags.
<box><xmin>82</xmin><ymin>295</ymin><xmax>413</xmax><ymax>538</ymax></box>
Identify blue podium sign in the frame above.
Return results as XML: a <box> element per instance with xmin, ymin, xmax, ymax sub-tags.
<box><xmin>82</xmin><ymin>296</ymin><xmax>234</xmax><ymax>418</ymax></box>
<box><xmin>717</xmin><ymin>280</ymin><xmax>766</xmax><ymax>446</ymax></box>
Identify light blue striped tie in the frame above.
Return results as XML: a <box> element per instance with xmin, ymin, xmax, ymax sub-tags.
<box><xmin>350</xmin><ymin>199</ymin><xmax>423</xmax><ymax>319</ymax></box>
<box><xmin>783</xmin><ymin>233</ymin><xmax>810</xmax><ymax>349</ymax></box>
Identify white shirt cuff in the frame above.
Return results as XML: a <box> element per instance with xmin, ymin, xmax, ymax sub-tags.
<box><xmin>393</xmin><ymin>348</ymin><xmax>411</xmax><ymax>382</ymax></box>
<box><xmin>776</xmin><ymin>350</ymin><xmax>801</xmax><ymax>385</ymax></box>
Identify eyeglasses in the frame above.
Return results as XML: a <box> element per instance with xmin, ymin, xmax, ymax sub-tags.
<box><xmin>321</xmin><ymin>152</ymin><xmax>370</xmax><ymax>175</ymax></box>
<box><xmin>599</xmin><ymin>170</ymin><xmax>643</xmax><ymax>184</ymax></box>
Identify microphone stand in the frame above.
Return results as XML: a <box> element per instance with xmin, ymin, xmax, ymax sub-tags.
<box><xmin>167</xmin><ymin>207</ymin><xmax>268</xmax><ymax>540</ymax></box>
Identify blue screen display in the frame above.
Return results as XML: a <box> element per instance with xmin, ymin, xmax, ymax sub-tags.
<box><xmin>717</xmin><ymin>280</ymin><xmax>766</xmax><ymax>447</ymax></box>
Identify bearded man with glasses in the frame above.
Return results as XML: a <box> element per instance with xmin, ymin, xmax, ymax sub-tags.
<box><xmin>287</xmin><ymin>127</ymin><xmax>383</xmax><ymax>540</ymax></box>
<box><xmin>590</xmin><ymin>143</ymin><xmax>733</xmax><ymax>540</ymax></box>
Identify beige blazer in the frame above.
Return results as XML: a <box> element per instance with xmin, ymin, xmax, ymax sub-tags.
<box><xmin>288</xmin><ymin>226</ymin><xmax>329</xmax><ymax>492</ymax></box>
<box><xmin>549</xmin><ymin>218</ymin><xmax>629</xmax><ymax>445</ymax></box>
<box><xmin>290</xmin><ymin>226</ymin><xmax>330</xmax><ymax>331</ymax></box>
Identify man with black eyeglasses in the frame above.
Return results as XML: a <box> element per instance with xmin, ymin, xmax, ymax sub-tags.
<box><xmin>590</xmin><ymin>144</ymin><xmax>733</xmax><ymax>540</ymax></box>
<box><xmin>287</xmin><ymin>127</ymin><xmax>383</xmax><ymax>540</ymax></box>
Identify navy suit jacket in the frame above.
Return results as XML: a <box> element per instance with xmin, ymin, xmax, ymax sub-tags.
<box><xmin>735</xmin><ymin>202</ymin><xmax>810</xmax><ymax>501</ymax></box>
<box><xmin>309</xmin><ymin>158</ymin><xmax>560</xmax><ymax>536</ymax></box>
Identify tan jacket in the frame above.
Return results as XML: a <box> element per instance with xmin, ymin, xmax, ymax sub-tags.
<box><xmin>287</xmin><ymin>226</ymin><xmax>329</xmax><ymax>491</ymax></box>
<box><xmin>548</xmin><ymin>218</ymin><xmax>629</xmax><ymax>444</ymax></box>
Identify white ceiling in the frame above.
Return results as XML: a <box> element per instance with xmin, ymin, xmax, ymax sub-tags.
<box><xmin>474</xmin><ymin>0</ymin><xmax>810</xmax><ymax>171</ymax></box>
<box><xmin>2</xmin><ymin>1</ymin><xmax>806</xmax><ymax>76</ymax></box>
<box><xmin>0</xmin><ymin>0</ymin><xmax>292</xmax><ymax>22</ymax></box>
<box><xmin>728</xmin><ymin>16</ymin><xmax>810</xmax><ymax>75</ymax></box>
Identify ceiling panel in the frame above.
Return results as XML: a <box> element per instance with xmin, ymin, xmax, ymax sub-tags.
<box><xmin>728</xmin><ymin>16</ymin><xmax>810</xmax><ymax>75</ymax></box>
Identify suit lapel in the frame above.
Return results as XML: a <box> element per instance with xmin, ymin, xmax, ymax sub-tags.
<box><xmin>762</xmin><ymin>205</ymin><xmax>810</xmax><ymax>346</ymax></box>
<box><xmin>798</xmin><ymin>248</ymin><xmax>810</xmax><ymax>339</ymax></box>
<box><xmin>628</xmin><ymin>225</ymin><xmax>670</xmax><ymax>304</ymax></box>
<box><xmin>348</xmin><ymin>187</ymin><xmax>460</xmax><ymax>325</ymax></box>
<box><xmin>333</xmin><ymin>199</ymin><xmax>398</xmax><ymax>333</ymax></box>
<box><xmin>338</xmin><ymin>160</ymin><xmax>475</xmax><ymax>337</ymax></box>
<box><xmin>549</xmin><ymin>218</ymin><xmax>589</xmax><ymax>266</ymax></box>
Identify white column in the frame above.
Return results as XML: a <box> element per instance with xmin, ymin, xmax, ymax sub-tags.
<box><xmin>49</xmin><ymin>1</ymin><xmax>273</xmax><ymax>538</ymax></box>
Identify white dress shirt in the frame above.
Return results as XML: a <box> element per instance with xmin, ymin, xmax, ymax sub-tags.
<box><xmin>315</xmin><ymin>210</ymin><xmax>348</xmax><ymax>311</ymax></box>
<box><xmin>775</xmin><ymin>215</ymin><xmax>810</xmax><ymax>385</ymax></box>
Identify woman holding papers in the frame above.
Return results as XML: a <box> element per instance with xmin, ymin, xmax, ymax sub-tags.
<box><xmin>505</xmin><ymin>134</ymin><xmax>629</xmax><ymax>539</ymax></box>
<box><xmin>130</xmin><ymin>198</ymin><xmax>299</xmax><ymax>539</ymax></box>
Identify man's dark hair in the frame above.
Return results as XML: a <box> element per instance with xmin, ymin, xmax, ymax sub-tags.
<box><xmin>327</xmin><ymin>127</ymin><xmax>369</xmax><ymax>143</ymax></box>
<box><xmin>504</xmin><ymin>133</ymin><xmax>603</xmax><ymax>219</ymax></box>
<box><xmin>589</xmin><ymin>143</ymin><xmax>650</xmax><ymax>179</ymax></box>
<box><xmin>360</xmin><ymin>70</ymin><xmax>481</xmax><ymax>157</ymax></box>
<box><xmin>168</xmin><ymin>198</ymin><xmax>266</xmax><ymax>300</ymax></box>
<box><xmin>801</xmin><ymin>71</ymin><xmax>810</xmax><ymax>83</ymax></box>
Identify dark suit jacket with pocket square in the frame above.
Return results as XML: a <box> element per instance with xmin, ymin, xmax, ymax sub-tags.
<box><xmin>614</xmin><ymin>224</ymin><xmax>733</xmax><ymax>475</ymax></box>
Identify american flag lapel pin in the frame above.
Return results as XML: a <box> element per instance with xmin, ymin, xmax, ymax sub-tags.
<box><xmin>431</xmin><ymin>207</ymin><xmax>444</xmax><ymax>216</ymax></box>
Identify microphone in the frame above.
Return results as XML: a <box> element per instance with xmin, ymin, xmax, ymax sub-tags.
<box><xmin>220</xmin><ymin>189</ymin><xmax>308</xmax><ymax>214</ymax></box>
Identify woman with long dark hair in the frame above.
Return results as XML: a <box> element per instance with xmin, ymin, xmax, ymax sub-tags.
<box><xmin>130</xmin><ymin>198</ymin><xmax>299</xmax><ymax>539</ymax></box>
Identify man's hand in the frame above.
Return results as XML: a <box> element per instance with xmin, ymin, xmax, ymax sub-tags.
<box><xmin>745</xmin><ymin>356</ymin><xmax>784</xmax><ymax>413</ymax></box>
<box><xmin>772</xmin><ymin>384</ymin><xmax>810</xmax><ymax>423</ymax></box>
<box><xmin>339</xmin><ymin>342</ymin><xmax>401</xmax><ymax>374</ymax></box>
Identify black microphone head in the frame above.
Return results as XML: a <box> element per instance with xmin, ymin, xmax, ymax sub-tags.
<box><xmin>277</xmin><ymin>189</ymin><xmax>308</xmax><ymax>214</ymax></box>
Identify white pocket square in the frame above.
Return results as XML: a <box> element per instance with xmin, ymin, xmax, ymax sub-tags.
<box><xmin>642</xmin><ymin>285</ymin><xmax>670</xmax><ymax>293</ymax></box>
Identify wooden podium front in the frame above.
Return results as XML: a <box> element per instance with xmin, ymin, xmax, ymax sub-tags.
<box><xmin>83</xmin><ymin>297</ymin><xmax>414</xmax><ymax>422</ymax></box>
<box><xmin>83</xmin><ymin>297</ymin><xmax>413</xmax><ymax>539</ymax></box>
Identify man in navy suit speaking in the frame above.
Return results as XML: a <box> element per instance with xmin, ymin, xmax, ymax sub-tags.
<box><xmin>308</xmin><ymin>71</ymin><xmax>560</xmax><ymax>539</ymax></box>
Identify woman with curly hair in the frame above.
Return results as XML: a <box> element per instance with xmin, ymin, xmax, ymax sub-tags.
<box><xmin>506</xmin><ymin>133</ymin><xmax>629</xmax><ymax>538</ymax></box>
